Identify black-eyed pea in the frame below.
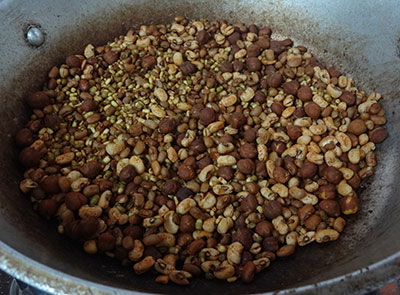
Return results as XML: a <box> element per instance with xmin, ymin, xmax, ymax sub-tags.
<box><xmin>285</xmin><ymin>231</ymin><xmax>299</xmax><ymax>246</ymax></box>
<box><xmin>326</xmin><ymin>84</ymin><xmax>343</xmax><ymax>98</ymax></box>
<box><xmin>78</xmin><ymin>205</ymin><xmax>102</xmax><ymax>219</ymax></box>
<box><xmin>289</xmin><ymin>186</ymin><xmax>306</xmax><ymax>200</ymax></box>
<box><xmin>192</xmin><ymin>230</ymin><xmax>213</xmax><ymax>240</ymax></box>
<box><xmin>164</xmin><ymin>254</ymin><xmax>177</xmax><ymax>267</ymax></box>
<box><xmin>309</xmin><ymin>141</ymin><xmax>321</xmax><ymax>153</ymax></box>
<box><xmin>359</xmin><ymin>166</ymin><xmax>374</xmax><ymax>179</ymax></box>
<box><xmin>257</xmin><ymin>144</ymin><xmax>268</xmax><ymax>161</ymax></box>
<box><xmin>337</xmin><ymin>180</ymin><xmax>353</xmax><ymax>197</ymax></box>
<box><xmin>282</xmin><ymin>207</ymin><xmax>292</xmax><ymax>219</ymax></box>
<box><xmin>98</xmin><ymin>190</ymin><xmax>111</xmax><ymax>209</ymax></box>
<box><xmin>333</xmin><ymin>217</ymin><xmax>346</xmax><ymax>232</ymax></box>
<box><xmin>281</xmin><ymin>146</ymin><xmax>296</xmax><ymax>159</ymax></box>
<box><xmin>176</xmin><ymin>198</ymin><xmax>196</xmax><ymax>215</ymax></box>
<box><xmin>359</xmin><ymin>133</ymin><xmax>369</xmax><ymax>146</ymax></box>
<box><xmin>201</xmin><ymin>260</ymin><xmax>221</xmax><ymax>273</ymax></box>
<box><xmin>309</xmin><ymin>124</ymin><xmax>327</xmax><ymax>136</ymax></box>
<box><xmin>246</xmin><ymin>213</ymin><xmax>262</xmax><ymax>224</ymax></box>
<box><xmin>272</xmin><ymin>216</ymin><xmax>289</xmax><ymax>235</ymax></box>
<box><xmin>216</xmin><ymin>195</ymin><xmax>231</xmax><ymax>210</ymax></box>
<box><xmin>217</xmin><ymin>217</ymin><xmax>234</xmax><ymax>234</ymax></box>
<box><xmin>108</xmin><ymin>207</ymin><xmax>121</xmax><ymax>223</ymax></box>
<box><xmin>223</xmin><ymin>204</ymin><xmax>234</xmax><ymax>218</ymax></box>
<box><xmin>306</xmin><ymin>152</ymin><xmax>324</xmax><ymax>165</ymax></box>
<box><xmin>91</xmin><ymin>218</ymin><xmax>104</xmax><ymax>234</ymax></box>
<box><xmin>339</xmin><ymin>167</ymin><xmax>354</xmax><ymax>180</ymax></box>
<box><xmin>82</xmin><ymin>184</ymin><xmax>99</xmax><ymax>197</ymax></box>
<box><xmin>253</xmin><ymin>257</ymin><xmax>270</xmax><ymax>273</ymax></box>
<box><xmin>55</xmin><ymin>152</ymin><xmax>75</xmax><ymax>165</ymax></box>
<box><xmin>338</xmin><ymin>76</ymin><xmax>347</xmax><ymax>88</ymax></box>
<box><xmin>129</xmin><ymin>156</ymin><xmax>145</xmax><ymax>174</ymax></box>
<box><xmin>260</xmin><ymin>187</ymin><xmax>275</xmax><ymax>200</ymax></box>
<box><xmin>164</xmin><ymin>211</ymin><xmax>179</xmax><ymax>234</ymax></box>
<box><xmin>198</xmin><ymin>165</ymin><xmax>215</xmax><ymax>183</ymax></box>
<box><xmin>339</xmin><ymin>118</ymin><xmax>351</xmax><ymax>133</ymax></box>
<box><xmin>304</xmin><ymin>181</ymin><xmax>319</xmax><ymax>193</ymax></box>
<box><xmin>315</xmin><ymin>229</ymin><xmax>340</xmax><ymax>243</ymax></box>
<box><xmin>157</xmin><ymin>233</ymin><xmax>176</xmax><ymax>247</ymax></box>
<box><xmin>106</xmin><ymin>140</ymin><xmax>126</xmax><ymax>156</ymax></box>
<box><xmin>168</xmin><ymin>270</ymin><xmax>192</xmax><ymax>285</ymax></box>
<box><xmin>217</xmin><ymin>155</ymin><xmax>236</xmax><ymax>166</ymax></box>
<box><xmin>266</xmin><ymin>160</ymin><xmax>276</xmax><ymax>178</ymax></box>
<box><xmin>287</xmin><ymin>215</ymin><xmax>300</xmax><ymax>232</ymax></box>
<box><xmin>133</xmin><ymin>256</ymin><xmax>155</xmax><ymax>274</ymax></box>
<box><xmin>167</xmin><ymin>147</ymin><xmax>178</xmax><ymax>163</ymax></box>
<box><xmin>143</xmin><ymin>216</ymin><xmax>163</xmax><ymax>228</ymax></box>
<box><xmin>297</xmin><ymin>135</ymin><xmax>312</xmax><ymax>146</ymax></box>
<box><xmin>199</xmin><ymin>192</ymin><xmax>217</xmax><ymax>209</ymax></box>
<box><xmin>155</xmin><ymin>275</ymin><xmax>169</xmax><ymax>284</ymax></box>
<box><xmin>133</xmin><ymin>140</ymin><xmax>145</xmax><ymax>155</ymax></box>
<box><xmin>297</xmin><ymin>231</ymin><xmax>316</xmax><ymax>246</ymax></box>
<box><xmin>319</xmin><ymin>136</ymin><xmax>338</xmax><ymax>150</ymax></box>
<box><xmin>83</xmin><ymin>240</ymin><xmax>98</xmax><ymax>254</ymax></box>
<box><xmin>370</xmin><ymin>115</ymin><xmax>386</xmax><ymax>126</ymax></box>
<box><xmin>335</xmin><ymin>132</ymin><xmax>352</xmax><ymax>152</ymax></box>
<box><xmin>365</xmin><ymin>151</ymin><xmax>377</xmax><ymax>167</ymax></box>
<box><xmin>213</xmin><ymin>184</ymin><xmax>233</xmax><ymax>195</ymax></box>
<box><xmin>249</xmin><ymin>242</ymin><xmax>262</xmax><ymax>255</ymax></box>
<box><xmin>323</xmin><ymin>117</ymin><xmax>337</xmax><ymax>131</ymax></box>
<box><xmin>154</xmin><ymin>258</ymin><xmax>175</xmax><ymax>275</ymax></box>
<box><xmin>227</xmin><ymin>242</ymin><xmax>243</xmax><ymax>264</ymax></box>
<box><xmin>181</xmin><ymin>130</ymin><xmax>196</xmax><ymax>147</ymax></box>
<box><xmin>213</xmin><ymin>263</ymin><xmax>235</xmax><ymax>280</ymax></box>
<box><xmin>276</xmin><ymin>245</ymin><xmax>296</xmax><ymax>257</ymax></box>
<box><xmin>271</xmin><ymin>183</ymin><xmax>288</xmax><ymax>198</ymax></box>
<box><xmin>71</xmin><ymin>177</ymin><xmax>89</xmax><ymax>192</ymax></box>
<box><xmin>282</xmin><ymin>106</ymin><xmax>295</xmax><ymax>118</ymax></box>
<box><xmin>288</xmin><ymin>177</ymin><xmax>300</xmax><ymax>188</ymax></box>
<box><xmin>151</xmin><ymin>161</ymin><xmax>161</xmax><ymax>176</ymax></box>
<box><xmin>324</xmin><ymin>150</ymin><xmax>343</xmax><ymax>168</ymax></box>
<box><xmin>294</xmin><ymin>117</ymin><xmax>312</xmax><ymax>128</ymax></box>
<box><xmin>220</xmin><ymin>95</ymin><xmax>237</xmax><ymax>108</ymax></box>
<box><xmin>128</xmin><ymin>240</ymin><xmax>144</xmax><ymax>261</ymax></box>
<box><xmin>200</xmin><ymin>248</ymin><xmax>219</xmax><ymax>261</ymax></box>
<box><xmin>19</xmin><ymin>178</ymin><xmax>37</xmax><ymax>193</ymax></box>
<box><xmin>301</xmin><ymin>193</ymin><xmax>318</xmax><ymax>205</ymax></box>
<box><xmin>348</xmin><ymin>148</ymin><xmax>362</xmax><ymax>164</ymax></box>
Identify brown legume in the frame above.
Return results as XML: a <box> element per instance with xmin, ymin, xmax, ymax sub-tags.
<box><xmin>297</xmin><ymin>85</ymin><xmax>312</xmax><ymax>102</ymax></box>
<box><xmin>241</xmin><ymin>261</ymin><xmax>256</xmax><ymax>283</ymax></box>
<box><xmin>304</xmin><ymin>102</ymin><xmax>321</xmax><ymax>119</ymax></box>
<box><xmin>263</xmin><ymin>200</ymin><xmax>282</xmax><ymax>220</ymax></box>
<box><xmin>348</xmin><ymin>119</ymin><xmax>367</xmax><ymax>136</ymax></box>
<box><xmin>369</xmin><ymin>127</ymin><xmax>388</xmax><ymax>143</ymax></box>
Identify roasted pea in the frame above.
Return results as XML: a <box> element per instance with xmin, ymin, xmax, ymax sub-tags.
<box><xmin>17</xmin><ymin>18</ymin><xmax>388</xmax><ymax>286</ymax></box>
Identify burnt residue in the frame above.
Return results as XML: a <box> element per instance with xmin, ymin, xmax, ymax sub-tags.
<box><xmin>0</xmin><ymin>1</ymin><xmax>400</xmax><ymax>295</ymax></box>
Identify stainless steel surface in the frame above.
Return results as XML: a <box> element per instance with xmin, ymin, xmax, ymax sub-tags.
<box><xmin>0</xmin><ymin>0</ymin><xmax>399</xmax><ymax>294</ymax></box>
<box><xmin>25</xmin><ymin>25</ymin><xmax>45</xmax><ymax>47</ymax></box>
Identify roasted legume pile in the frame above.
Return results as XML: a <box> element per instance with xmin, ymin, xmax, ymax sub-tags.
<box><xmin>16</xmin><ymin>17</ymin><xmax>389</xmax><ymax>285</ymax></box>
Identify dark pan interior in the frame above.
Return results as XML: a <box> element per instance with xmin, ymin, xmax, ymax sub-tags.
<box><xmin>0</xmin><ymin>0</ymin><xmax>400</xmax><ymax>294</ymax></box>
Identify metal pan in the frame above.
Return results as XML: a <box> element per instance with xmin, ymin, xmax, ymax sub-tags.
<box><xmin>0</xmin><ymin>0</ymin><xmax>400</xmax><ymax>294</ymax></box>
